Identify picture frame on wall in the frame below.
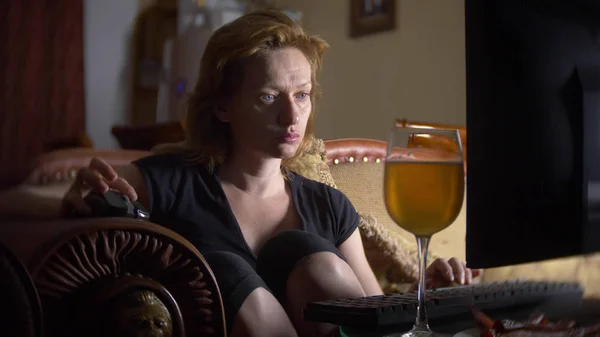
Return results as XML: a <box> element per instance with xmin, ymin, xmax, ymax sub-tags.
<box><xmin>350</xmin><ymin>0</ymin><xmax>396</xmax><ymax>38</ymax></box>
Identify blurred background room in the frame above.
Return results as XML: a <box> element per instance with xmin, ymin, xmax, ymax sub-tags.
<box><xmin>0</xmin><ymin>0</ymin><xmax>465</xmax><ymax>186</ymax></box>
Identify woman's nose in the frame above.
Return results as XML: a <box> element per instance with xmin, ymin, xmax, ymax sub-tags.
<box><xmin>277</xmin><ymin>100</ymin><xmax>300</xmax><ymax>126</ymax></box>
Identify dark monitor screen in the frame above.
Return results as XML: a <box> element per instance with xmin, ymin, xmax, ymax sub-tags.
<box><xmin>465</xmin><ymin>0</ymin><xmax>600</xmax><ymax>268</ymax></box>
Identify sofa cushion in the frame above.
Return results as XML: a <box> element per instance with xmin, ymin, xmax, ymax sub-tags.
<box><xmin>358</xmin><ymin>213</ymin><xmax>420</xmax><ymax>292</ymax></box>
<box><xmin>289</xmin><ymin>140</ymin><xmax>468</xmax><ymax>290</ymax></box>
<box><xmin>329</xmin><ymin>161</ymin><xmax>467</xmax><ymax>257</ymax></box>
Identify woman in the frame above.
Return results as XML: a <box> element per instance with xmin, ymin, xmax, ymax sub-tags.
<box><xmin>63</xmin><ymin>10</ymin><xmax>480</xmax><ymax>337</ymax></box>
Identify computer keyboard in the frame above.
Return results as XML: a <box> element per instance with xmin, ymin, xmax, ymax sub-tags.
<box><xmin>303</xmin><ymin>280</ymin><xmax>584</xmax><ymax>331</ymax></box>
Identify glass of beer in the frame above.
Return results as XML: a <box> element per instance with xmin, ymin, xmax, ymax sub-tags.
<box><xmin>384</xmin><ymin>125</ymin><xmax>465</xmax><ymax>337</ymax></box>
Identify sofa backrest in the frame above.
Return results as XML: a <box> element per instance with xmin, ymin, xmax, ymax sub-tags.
<box><xmin>325</xmin><ymin>138</ymin><xmax>468</xmax><ymax>262</ymax></box>
<box><xmin>26</xmin><ymin>139</ymin><xmax>392</xmax><ymax>187</ymax></box>
<box><xmin>25</xmin><ymin>148</ymin><xmax>151</xmax><ymax>186</ymax></box>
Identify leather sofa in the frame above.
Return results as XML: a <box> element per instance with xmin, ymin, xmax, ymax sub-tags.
<box><xmin>1</xmin><ymin>137</ymin><xmax>423</xmax><ymax>336</ymax></box>
<box><xmin>1</xmin><ymin>135</ymin><xmax>598</xmax><ymax>336</ymax></box>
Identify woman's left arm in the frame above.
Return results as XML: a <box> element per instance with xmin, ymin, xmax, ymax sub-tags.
<box><xmin>338</xmin><ymin>228</ymin><xmax>384</xmax><ymax>296</ymax></box>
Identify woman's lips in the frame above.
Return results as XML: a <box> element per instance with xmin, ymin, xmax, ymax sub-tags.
<box><xmin>280</xmin><ymin>132</ymin><xmax>300</xmax><ymax>143</ymax></box>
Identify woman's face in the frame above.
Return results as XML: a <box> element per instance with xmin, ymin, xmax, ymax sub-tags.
<box><xmin>221</xmin><ymin>47</ymin><xmax>312</xmax><ymax>160</ymax></box>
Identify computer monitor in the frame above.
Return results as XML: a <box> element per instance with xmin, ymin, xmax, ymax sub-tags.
<box><xmin>465</xmin><ymin>0</ymin><xmax>600</xmax><ymax>268</ymax></box>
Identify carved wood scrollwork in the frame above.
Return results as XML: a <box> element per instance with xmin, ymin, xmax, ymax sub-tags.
<box><xmin>30</xmin><ymin>226</ymin><xmax>226</xmax><ymax>337</ymax></box>
<box><xmin>0</xmin><ymin>242</ymin><xmax>43</xmax><ymax>337</ymax></box>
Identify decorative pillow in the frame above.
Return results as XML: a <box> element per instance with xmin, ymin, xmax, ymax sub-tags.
<box><xmin>286</xmin><ymin>137</ymin><xmax>335</xmax><ymax>187</ymax></box>
<box><xmin>290</xmin><ymin>137</ymin><xmax>442</xmax><ymax>293</ymax></box>
<box><xmin>358</xmin><ymin>213</ymin><xmax>444</xmax><ymax>293</ymax></box>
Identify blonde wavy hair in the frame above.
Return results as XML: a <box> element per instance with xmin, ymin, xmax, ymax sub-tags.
<box><xmin>155</xmin><ymin>9</ymin><xmax>329</xmax><ymax>172</ymax></box>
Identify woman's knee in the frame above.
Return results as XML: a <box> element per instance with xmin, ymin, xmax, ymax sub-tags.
<box><xmin>256</xmin><ymin>231</ymin><xmax>346</xmax><ymax>297</ymax></box>
<box><xmin>292</xmin><ymin>251</ymin><xmax>348</xmax><ymax>277</ymax></box>
<box><xmin>288</xmin><ymin>251</ymin><xmax>363</xmax><ymax>297</ymax></box>
<box><xmin>256</xmin><ymin>230</ymin><xmax>363</xmax><ymax>300</ymax></box>
<box><xmin>256</xmin><ymin>231</ymin><xmax>362</xmax><ymax>337</ymax></box>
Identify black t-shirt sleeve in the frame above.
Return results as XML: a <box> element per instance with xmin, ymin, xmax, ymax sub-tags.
<box><xmin>328</xmin><ymin>187</ymin><xmax>361</xmax><ymax>246</ymax></box>
<box><xmin>132</xmin><ymin>153</ymin><xmax>184</xmax><ymax>216</ymax></box>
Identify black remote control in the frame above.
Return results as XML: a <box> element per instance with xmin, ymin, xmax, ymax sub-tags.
<box><xmin>81</xmin><ymin>190</ymin><xmax>150</xmax><ymax>220</ymax></box>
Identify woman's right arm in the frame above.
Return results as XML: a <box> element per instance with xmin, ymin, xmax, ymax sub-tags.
<box><xmin>0</xmin><ymin>159</ymin><xmax>149</xmax><ymax>221</ymax></box>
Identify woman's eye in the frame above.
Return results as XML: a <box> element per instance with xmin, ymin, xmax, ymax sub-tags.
<box><xmin>261</xmin><ymin>94</ymin><xmax>275</xmax><ymax>101</ymax></box>
<box><xmin>297</xmin><ymin>92</ymin><xmax>310</xmax><ymax>100</ymax></box>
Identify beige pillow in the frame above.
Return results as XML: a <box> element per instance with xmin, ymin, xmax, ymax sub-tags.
<box><xmin>286</xmin><ymin>137</ymin><xmax>336</xmax><ymax>187</ymax></box>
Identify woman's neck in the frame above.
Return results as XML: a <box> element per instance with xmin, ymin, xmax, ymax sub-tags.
<box><xmin>218</xmin><ymin>152</ymin><xmax>285</xmax><ymax>198</ymax></box>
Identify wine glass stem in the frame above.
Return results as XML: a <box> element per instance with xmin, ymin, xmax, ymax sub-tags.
<box><xmin>415</xmin><ymin>235</ymin><xmax>431</xmax><ymax>330</ymax></box>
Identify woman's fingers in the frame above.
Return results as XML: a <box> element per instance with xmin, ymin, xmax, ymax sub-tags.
<box><xmin>62</xmin><ymin>158</ymin><xmax>136</xmax><ymax>217</ymax></box>
<box><xmin>88</xmin><ymin>157</ymin><xmax>118</xmax><ymax>182</ymax></box>
<box><xmin>422</xmin><ymin>258</ymin><xmax>484</xmax><ymax>290</ymax></box>
<box><xmin>80</xmin><ymin>160</ymin><xmax>136</xmax><ymax>198</ymax></box>
<box><xmin>428</xmin><ymin>258</ymin><xmax>454</xmax><ymax>282</ymax></box>
<box><xmin>77</xmin><ymin>167</ymin><xmax>110</xmax><ymax>192</ymax></box>
<box><xmin>449</xmin><ymin>257</ymin><xmax>466</xmax><ymax>285</ymax></box>
<box><xmin>428</xmin><ymin>258</ymin><xmax>473</xmax><ymax>285</ymax></box>
<box><xmin>463</xmin><ymin>262</ymin><xmax>473</xmax><ymax>285</ymax></box>
<box><xmin>108</xmin><ymin>177</ymin><xmax>138</xmax><ymax>201</ymax></box>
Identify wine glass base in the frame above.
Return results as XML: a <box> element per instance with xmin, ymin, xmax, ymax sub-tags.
<box><xmin>383</xmin><ymin>326</ymin><xmax>444</xmax><ymax>337</ymax></box>
<box><xmin>399</xmin><ymin>331</ymin><xmax>439</xmax><ymax>337</ymax></box>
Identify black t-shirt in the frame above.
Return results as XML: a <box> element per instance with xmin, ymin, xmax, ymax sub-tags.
<box><xmin>133</xmin><ymin>153</ymin><xmax>360</xmax><ymax>268</ymax></box>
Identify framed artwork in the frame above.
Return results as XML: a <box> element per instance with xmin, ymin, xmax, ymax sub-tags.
<box><xmin>350</xmin><ymin>0</ymin><xmax>396</xmax><ymax>38</ymax></box>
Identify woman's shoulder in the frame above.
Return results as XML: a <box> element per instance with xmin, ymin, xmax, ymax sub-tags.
<box><xmin>131</xmin><ymin>151</ymin><xmax>215</xmax><ymax>214</ymax></box>
<box><xmin>289</xmin><ymin>172</ymin><xmax>359</xmax><ymax>241</ymax></box>
<box><xmin>289</xmin><ymin>172</ymin><xmax>348</xmax><ymax>202</ymax></box>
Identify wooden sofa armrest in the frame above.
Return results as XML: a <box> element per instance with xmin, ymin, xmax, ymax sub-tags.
<box><xmin>0</xmin><ymin>218</ymin><xmax>226</xmax><ymax>337</ymax></box>
<box><xmin>0</xmin><ymin>242</ymin><xmax>43</xmax><ymax>337</ymax></box>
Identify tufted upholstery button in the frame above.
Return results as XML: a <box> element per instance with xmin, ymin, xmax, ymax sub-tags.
<box><xmin>69</xmin><ymin>168</ymin><xmax>78</xmax><ymax>179</ymax></box>
<box><xmin>333</xmin><ymin>158</ymin><xmax>340</xmax><ymax>165</ymax></box>
<box><xmin>324</xmin><ymin>139</ymin><xmax>388</xmax><ymax>166</ymax></box>
<box><xmin>54</xmin><ymin>172</ymin><xmax>62</xmax><ymax>182</ymax></box>
<box><xmin>348</xmin><ymin>156</ymin><xmax>355</xmax><ymax>163</ymax></box>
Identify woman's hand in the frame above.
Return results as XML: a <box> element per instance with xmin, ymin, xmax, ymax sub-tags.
<box><xmin>412</xmin><ymin>257</ymin><xmax>483</xmax><ymax>290</ymax></box>
<box><xmin>62</xmin><ymin>157</ymin><xmax>138</xmax><ymax>216</ymax></box>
